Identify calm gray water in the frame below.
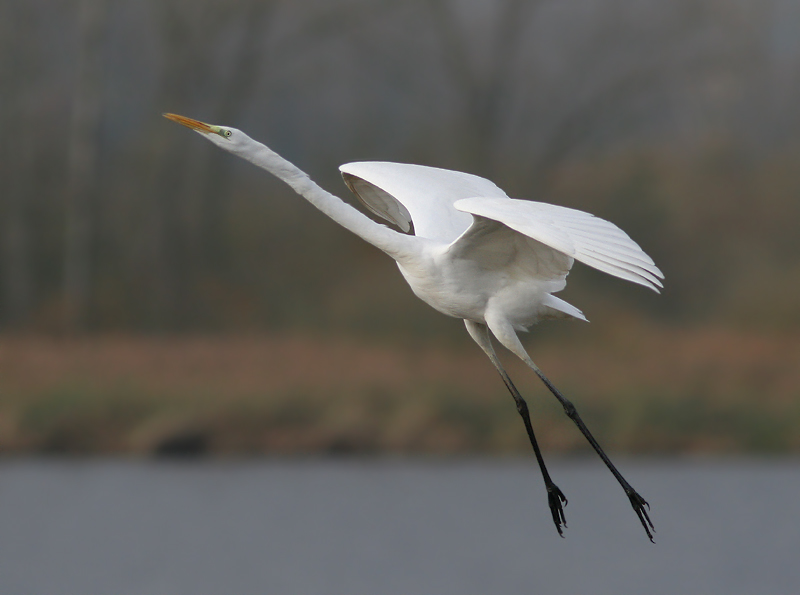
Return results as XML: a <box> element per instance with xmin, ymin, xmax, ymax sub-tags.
<box><xmin>1</xmin><ymin>458</ymin><xmax>798</xmax><ymax>595</ymax></box>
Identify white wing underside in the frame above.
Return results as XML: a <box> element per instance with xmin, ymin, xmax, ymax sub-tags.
<box><xmin>454</xmin><ymin>197</ymin><xmax>663</xmax><ymax>292</ymax></box>
<box><xmin>340</xmin><ymin>161</ymin><xmax>664</xmax><ymax>295</ymax></box>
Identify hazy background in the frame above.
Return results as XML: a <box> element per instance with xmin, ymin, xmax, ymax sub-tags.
<box><xmin>1</xmin><ymin>0</ymin><xmax>799</xmax><ymax>456</ymax></box>
<box><xmin>3</xmin><ymin>2</ymin><xmax>800</xmax><ymax>593</ymax></box>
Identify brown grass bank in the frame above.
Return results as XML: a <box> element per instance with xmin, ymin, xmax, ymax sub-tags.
<box><xmin>1</xmin><ymin>325</ymin><xmax>798</xmax><ymax>456</ymax></box>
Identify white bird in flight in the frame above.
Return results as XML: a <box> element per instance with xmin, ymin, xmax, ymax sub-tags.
<box><xmin>164</xmin><ymin>113</ymin><xmax>663</xmax><ymax>541</ymax></box>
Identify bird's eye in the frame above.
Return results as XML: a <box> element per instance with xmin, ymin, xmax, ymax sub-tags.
<box><xmin>222</xmin><ymin>129</ymin><xmax>232</xmax><ymax>138</ymax></box>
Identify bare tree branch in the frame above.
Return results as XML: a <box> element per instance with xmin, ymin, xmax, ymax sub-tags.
<box><xmin>64</xmin><ymin>0</ymin><xmax>109</xmax><ymax>331</ymax></box>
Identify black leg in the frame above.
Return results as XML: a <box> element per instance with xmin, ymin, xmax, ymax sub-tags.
<box><xmin>463</xmin><ymin>319</ymin><xmax>568</xmax><ymax>537</ymax></box>
<box><xmin>533</xmin><ymin>368</ymin><xmax>655</xmax><ymax>542</ymax></box>
<box><xmin>495</xmin><ymin>366</ymin><xmax>568</xmax><ymax>536</ymax></box>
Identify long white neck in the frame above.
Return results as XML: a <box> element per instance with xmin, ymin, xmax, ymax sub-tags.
<box><xmin>226</xmin><ymin>135</ymin><xmax>419</xmax><ymax>263</ymax></box>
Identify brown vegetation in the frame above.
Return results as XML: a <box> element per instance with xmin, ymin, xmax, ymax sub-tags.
<box><xmin>2</xmin><ymin>323</ymin><xmax>798</xmax><ymax>456</ymax></box>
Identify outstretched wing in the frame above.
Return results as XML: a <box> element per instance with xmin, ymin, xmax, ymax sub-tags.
<box><xmin>453</xmin><ymin>197</ymin><xmax>664</xmax><ymax>292</ymax></box>
<box><xmin>339</xmin><ymin>162</ymin><xmax>509</xmax><ymax>243</ymax></box>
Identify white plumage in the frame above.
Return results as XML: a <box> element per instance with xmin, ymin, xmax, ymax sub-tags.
<box><xmin>164</xmin><ymin>113</ymin><xmax>662</xmax><ymax>541</ymax></box>
<box><xmin>341</xmin><ymin>161</ymin><xmax>662</xmax><ymax>328</ymax></box>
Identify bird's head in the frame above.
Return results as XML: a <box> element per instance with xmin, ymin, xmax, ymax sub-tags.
<box><xmin>163</xmin><ymin>112</ymin><xmax>250</xmax><ymax>154</ymax></box>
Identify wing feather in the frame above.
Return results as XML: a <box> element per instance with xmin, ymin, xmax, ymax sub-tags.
<box><xmin>454</xmin><ymin>197</ymin><xmax>664</xmax><ymax>292</ymax></box>
<box><xmin>337</xmin><ymin>162</ymin><xmax>663</xmax><ymax>291</ymax></box>
<box><xmin>340</xmin><ymin>162</ymin><xmax>508</xmax><ymax>242</ymax></box>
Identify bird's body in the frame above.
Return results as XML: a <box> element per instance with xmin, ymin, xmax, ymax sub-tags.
<box><xmin>396</xmin><ymin>234</ymin><xmax>575</xmax><ymax>328</ymax></box>
<box><xmin>164</xmin><ymin>113</ymin><xmax>663</xmax><ymax>541</ymax></box>
<box><xmin>343</xmin><ymin>164</ymin><xmax>572</xmax><ymax>328</ymax></box>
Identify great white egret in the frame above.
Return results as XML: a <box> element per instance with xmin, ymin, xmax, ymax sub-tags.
<box><xmin>164</xmin><ymin>112</ymin><xmax>663</xmax><ymax>541</ymax></box>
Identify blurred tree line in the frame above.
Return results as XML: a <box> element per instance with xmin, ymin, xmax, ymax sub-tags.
<box><xmin>1</xmin><ymin>0</ymin><xmax>799</xmax><ymax>337</ymax></box>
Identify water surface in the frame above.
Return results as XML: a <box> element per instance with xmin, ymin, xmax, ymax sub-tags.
<box><xmin>1</xmin><ymin>458</ymin><xmax>798</xmax><ymax>594</ymax></box>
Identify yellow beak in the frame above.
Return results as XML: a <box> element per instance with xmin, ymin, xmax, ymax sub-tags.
<box><xmin>163</xmin><ymin>113</ymin><xmax>216</xmax><ymax>134</ymax></box>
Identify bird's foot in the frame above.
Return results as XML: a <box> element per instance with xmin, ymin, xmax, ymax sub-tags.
<box><xmin>547</xmin><ymin>483</ymin><xmax>568</xmax><ymax>537</ymax></box>
<box><xmin>626</xmin><ymin>488</ymin><xmax>655</xmax><ymax>543</ymax></box>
